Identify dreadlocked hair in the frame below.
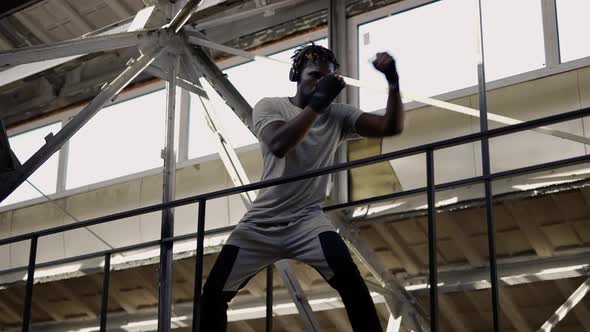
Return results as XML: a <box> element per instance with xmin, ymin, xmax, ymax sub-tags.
<box><xmin>291</xmin><ymin>42</ymin><xmax>340</xmax><ymax>74</ymax></box>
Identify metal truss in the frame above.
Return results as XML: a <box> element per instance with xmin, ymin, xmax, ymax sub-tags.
<box><xmin>539</xmin><ymin>276</ymin><xmax>590</xmax><ymax>331</ymax></box>
<box><xmin>331</xmin><ymin>213</ymin><xmax>429</xmax><ymax>332</ymax></box>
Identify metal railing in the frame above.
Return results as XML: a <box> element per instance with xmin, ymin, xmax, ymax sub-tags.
<box><xmin>1</xmin><ymin>106</ymin><xmax>590</xmax><ymax>331</ymax></box>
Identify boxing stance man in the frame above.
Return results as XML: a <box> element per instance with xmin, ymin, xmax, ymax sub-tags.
<box><xmin>200</xmin><ymin>43</ymin><xmax>403</xmax><ymax>331</ymax></box>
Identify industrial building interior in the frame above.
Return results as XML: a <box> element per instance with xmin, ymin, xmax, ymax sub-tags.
<box><xmin>0</xmin><ymin>0</ymin><xmax>589</xmax><ymax>331</ymax></box>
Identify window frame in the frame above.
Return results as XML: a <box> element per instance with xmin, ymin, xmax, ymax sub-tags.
<box><xmin>347</xmin><ymin>0</ymin><xmax>589</xmax><ymax>113</ymax></box>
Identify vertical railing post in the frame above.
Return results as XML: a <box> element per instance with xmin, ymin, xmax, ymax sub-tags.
<box><xmin>192</xmin><ymin>200</ymin><xmax>207</xmax><ymax>332</ymax></box>
<box><xmin>426</xmin><ymin>149</ymin><xmax>438</xmax><ymax>332</ymax></box>
<box><xmin>266</xmin><ymin>265</ymin><xmax>273</xmax><ymax>332</ymax></box>
<box><xmin>22</xmin><ymin>235</ymin><xmax>38</xmax><ymax>332</ymax></box>
<box><xmin>475</xmin><ymin>1</ymin><xmax>500</xmax><ymax>331</ymax></box>
<box><xmin>99</xmin><ymin>253</ymin><xmax>111</xmax><ymax>332</ymax></box>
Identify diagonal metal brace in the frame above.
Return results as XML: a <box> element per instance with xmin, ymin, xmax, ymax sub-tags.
<box><xmin>182</xmin><ymin>43</ymin><xmax>254</xmax><ymax>133</ymax></box>
<box><xmin>331</xmin><ymin>212</ymin><xmax>430</xmax><ymax>332</ymax></box>
<box><xmin>0</xmin><ymin>46</ymin><xmax>165</xmax><ymax>203</ymax></box>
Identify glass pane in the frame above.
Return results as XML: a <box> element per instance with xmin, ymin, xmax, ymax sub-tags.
<box><xmin>67</xmin><ymin>89</ymin><xmax>180</xmax><ymax>189</ymax></box>
<box><xmin>1</xmin><ymin>122</ymin><xmax>61</xmax><ymax>206</ymax></box>
<box><xmin>358</xmin><ymin>0</ymin><xmax>478</xmax><ymax>112</ymax></box>
<box><xmin>358</xmin><ymin>0</ymin><xmax>545</xmax><ymax>112</ymax></box>
<box><xmin>556</xmin><ymin>0</ymin><xmax>590</xmax><ymax>63</ymax></box>
<box><xmin>481</xmin><ymin>0</ymin><xmax>545</xmax><ymax>81</ymax></box>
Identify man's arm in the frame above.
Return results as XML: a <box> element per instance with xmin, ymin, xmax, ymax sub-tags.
<box><xmin>354</xmin><ymin>52</ymin><xmax>404</xmax><ymax>138</ymax></box>
<box><xmin>260</xmin><ymin>74</ymin><xmax>346</xmax><ymax>158</ymax></box>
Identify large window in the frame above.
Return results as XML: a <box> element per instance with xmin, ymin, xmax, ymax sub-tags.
<box><xmin>556</xmin><ymin>0</ymin><xmax>590</xmax><ymax>63</ymax></box>
<box><xmin>188</xmin><ymin>81</ymin><xmax>228</xmax><ymax>159</ymax></box>
<box><xmin>66</xmin><ymin>89</ymin><xmax>179</xmax><ymax>189</ymax></box>
<box><xmin>1</xmin><ymin>122</ymin><xmax>61</xmax><ymax>206</ymax></box>
<box><xmin>358</xmin><ymin>0</ymin><xmax>544</xmax><ymax>112</ymax></box>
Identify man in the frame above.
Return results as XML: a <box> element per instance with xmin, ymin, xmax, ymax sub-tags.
<box><xmin>200</xmin><ymin>43</ymin><xmax>403</xmax><ymax>331</ymax></box>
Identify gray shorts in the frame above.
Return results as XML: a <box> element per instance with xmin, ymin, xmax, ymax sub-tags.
<box><xmin>221</xmin><ymin>213</ymin><xmax>336</xmax><ymax>292</ymax></box>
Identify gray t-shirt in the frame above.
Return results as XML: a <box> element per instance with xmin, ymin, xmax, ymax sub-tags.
<box><xmin>240</xmin><ymin>97</ymin><xmax>363</xmax><ymax>225</ymax></box>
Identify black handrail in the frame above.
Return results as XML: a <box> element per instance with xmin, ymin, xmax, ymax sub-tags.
<box><xmin>2</xmin><ymin>106</ymin><xmax>590</xmax><ymax>332</ymax></box>
<box><xmin>1</xmin><ymin>106</ymin><xmax>589</xmax><ymax>248</ymax></box>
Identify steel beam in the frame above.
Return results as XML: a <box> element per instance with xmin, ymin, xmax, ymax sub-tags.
<box><xmin>386</xmin><ymin>315</ymin><xmax>402</xmax><ymax>332</ymax></box>
<box><xmin>145</xmin><ymin>62</ymin><xmax>208</xmax><ymax>98</ymax></box>
<box><xmin>555</xmin><ymin>279</ymin><xmax>590</xmax><ymax>331</ymax></box>
<box><xmin>541</xmin><ymin>0</ymin><xmax>561</xmax><ymax>68</ymax></box>
<box><xmin>182</xmin><ymin>42</ymin><xmax>254</xmax><ymax>132</ymax></box>
<box><xmin>184</xmin><ymin>73</ymin><xmax>253</xmax><ymax>206</ymax></box>
<box><xmin>0</xmin><ymin>46</ymin><xmax>164</xmax><ymax>203</ymax></box>
<box><xmin>178</xmin><ymin>88</ymin><xmax>191</xmax><ymax>163</ymax></box>
<box><xmin>0</xmin><ymin>29</ymin><xmax>162</xmax><ymax>68</ymax></box>
<box><xmin>331</xmin><ymin>213</ymin><xmax>429</xmax><ymax>332</ymax></box>
<box><xmin>405</xmin><ymin>251</ymin><xmax>590</xmax><ymax>294</ymax></box>
<box><xmin>28</xmin><ymin>286</ymin><xmax>386</xmax><ymax>332</ymax></box>
<box><xmin>274</xmin><ymin>260</ymin><xmax>322</xmax><ymax>331</ymax></box>
<box><xmin>539</xmin><ymin>277</ymin><xmax>590</xmax><ymax>332</ymax></box>
<box><xmin>328</xmin><ymin>0</ymin><xmax>350</xmax><ymax>207</ymax></box>
<box><xmin>128</xmin><ymin>6</ymin><xmax>158</xmax><ymax>32</ymax></box>
<box><xmin>0</xmin><ymin>21</ymin><xmax>133</xmax><ymax>88</ymax></box>
<box><xmin>169</xmin><ymin>0</ymin><xmax>203</xmax><ymax>33</ymax></box>
<box><xmin>158</xmin><ymin>54</ymin><xmax>180</xmax><ymax>332</ymax></box>
<box><xmin>0</xmin><ymin>119</ymin><xmax>20</xmax><ymax>172</ymax></box>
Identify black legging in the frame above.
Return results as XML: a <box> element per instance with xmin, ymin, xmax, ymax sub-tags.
<box><xmin>198</xmin><ymin>231</ymin><xmax>383</xmax><ymax>331</ymax></box>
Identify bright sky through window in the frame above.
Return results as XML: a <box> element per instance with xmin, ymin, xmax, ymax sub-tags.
<box><xmin>66</xmin><ymin>89</ymin><xmax>180</xmax><ymax>189</ymax></box>
<box><xmin>556</xmin><ymin>0</ymin><xmax>590</xmax><ymax>63</ymax></box>
<box><xmin>358</xmin><ymin>0</ymin><xmax>544</xmax><ymax>112</ymax></box>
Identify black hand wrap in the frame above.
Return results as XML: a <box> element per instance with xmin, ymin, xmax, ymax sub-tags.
<box><xmin>308</xmin><ymin>74</ymin><xmax>346</xmax><ymax>113</ymax></box>
<box><xmin>383</xmin><ymin>59</ymin><xmax>399</xmax><ymax>86</ymax></box>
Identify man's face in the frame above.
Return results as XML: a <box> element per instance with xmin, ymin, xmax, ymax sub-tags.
<box><xmin>297</xmin><ymin>60</ymin><xmax>335</xmax><ymax>98</ymax></box>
